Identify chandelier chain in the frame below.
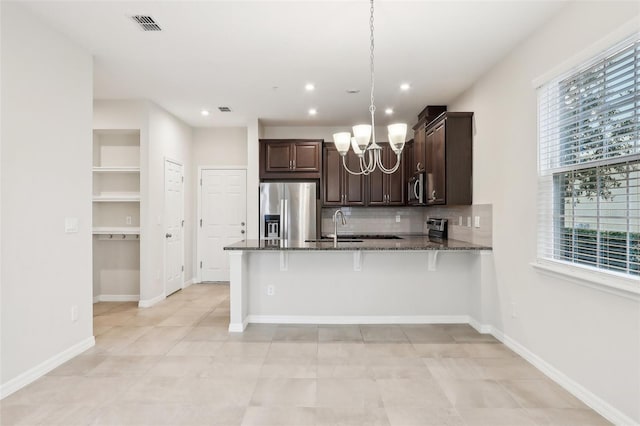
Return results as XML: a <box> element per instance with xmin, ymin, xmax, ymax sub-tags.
<box><xmin>369</xmin><ymin>0</ymin><xmax>376</xmax><ymax>143</ymax></box>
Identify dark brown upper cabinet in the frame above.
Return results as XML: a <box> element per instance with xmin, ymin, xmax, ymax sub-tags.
<box><xmin>259</xmin><ymin>139</ymin><xmax>322</xmax><ymax>179</ymax></box>
<box><xmin>425</xmin><ymin>112</ymin><xmax>473</xmax><ymax>206</ymax></box>
<box><xmin>367</xmin><ymin>143</ymin><xmax>405</xmax><ymax>206</ymax></box>
<box><xmin>322</xmin><ymin>144</ymin><xmax>366</xmax><ymax>207</ymax></box>
<box><xmin>411</xmin><ymin>119</ymin><xmax>427</xmax><ymax>175</ymax></box>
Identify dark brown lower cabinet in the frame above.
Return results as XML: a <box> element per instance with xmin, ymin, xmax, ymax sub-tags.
<box><xmin>425</xmin><ymin>112</ymin><xmax>473</xmax><ymax>206</ymax></box>
<box><xmin>323</xmin><ymin>145</ymin><xmax>365</xmax><ymax>206</ymax></box>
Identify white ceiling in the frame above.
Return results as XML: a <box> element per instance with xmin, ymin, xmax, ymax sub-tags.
<box><xmin>21</xmin><ymin>0</ymin><xmax>567</xmax><ymax>128</ymax></box>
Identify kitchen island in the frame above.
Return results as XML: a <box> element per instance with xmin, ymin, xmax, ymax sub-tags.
<box><xmin>223</xmin><ymin>236</ymin><xmax>494</xmax><ymax>332</ymax></box>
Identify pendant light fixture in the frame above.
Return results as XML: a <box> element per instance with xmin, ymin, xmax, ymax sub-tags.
<box><xmin>332</xmin><ymin>0</ymin><xmax>407</xmax><ymax>175</ymax></box>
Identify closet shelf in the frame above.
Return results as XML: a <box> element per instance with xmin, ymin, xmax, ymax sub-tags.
<box><xmin>92</xmin><ymin>193</ymin><xmax>140</xmax><ymax>202</ymax></box>
<box><xmin>93</xmin><ymin>227</ymin><xmax>140</xmax><ymax>235</ymax></box>
<box><xmin>93</xmin><ymin>166</ymin><xmax>140</xmax><ymax>173</ymax></box>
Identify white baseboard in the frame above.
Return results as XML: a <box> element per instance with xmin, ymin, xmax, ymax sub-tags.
<box><xmin>228</xmin><ymin>318</ymin><xmax>249</xmax><ymax>333</ymax></box>
<box><xmin>93</xmin><ymin>294</ymin><xmax>139</xmax><ymax>303</ymax></box>
<box><xmin>183</xmin><ymin>278</ymin><xmax>194</xmax><ymax>289</ymax></box>
<box><xmin>0</xmin><ymin>336</ymin><xmax>95</xmax><ymax>400</ymax></box>
<box><xmin>138</xmin><ymin>293</ymin><xmax>165</xmax><ymax>308</ymax></box>
<box><xmin>247</xmin><ymin>315</ymin><xmax>470</xmax><ymax>325</ymax></box>
<box><xmin>468</xmin><ymin>317</ymin><xmax>495</xmax><ymax>335</ymax></box>
<box><xmin>473</xmin><ymin>321</ymin><xmax>636</xmax><ymax>426</ymax></box>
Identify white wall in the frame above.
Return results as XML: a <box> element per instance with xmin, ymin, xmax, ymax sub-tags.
<box><xmin>1</xmin><ymin>2</ymin><xmax>93</xmax><ymax>393</ymax></box>
<box><xmin>193</xmin><ymin>127</ymin><xmax>247</xmax><ymax>167</ymax></box>
<box><xmin>450</xmin><ymin>2</ymin><xmax>640</xmax><ymax>422</ymax></box>
<box><xmin>147</xmin><ymin>103</ymin><xmax>194</xmax><ymax>298</ymax></box>
<box><xmin>246</xmin><ymin>119</ymin><xmax>262</xmax><ymax>240</ymax></box>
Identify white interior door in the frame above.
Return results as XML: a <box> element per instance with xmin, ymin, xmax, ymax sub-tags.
<box><xmin>164</xmin><ymin>159</ymin><xmax>184</xmax><ymax>296</ymax></box>
<box><xmin>200</xmin><ymin>169</ymin><xmax>247</xmax><ymax>282</ymax></box>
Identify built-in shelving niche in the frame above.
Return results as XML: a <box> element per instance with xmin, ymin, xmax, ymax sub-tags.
<box><xmin>92</xmin><ymin>129</ymin><xmax>140</xmax><ymax>302</ymax></box>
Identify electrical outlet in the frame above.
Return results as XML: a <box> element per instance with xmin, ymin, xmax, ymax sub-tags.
<box><xmin>474</xmin><ymin>216</ymin><xmax>480</xmax><ymax>228</ymax></box>
<box><xmin>267</xmin><ymin>285</ymin><xmax>275</xmax><ymax>296</ymax></box>
<box><xmin>71</xmin><ymin>305</ymin><xmax>78</xmax><ymax>322</ymax></box>
<box><xmin>467</xmin><ymin>217</ymin><xmax>472</xmax><ymax>227</ymax></box>
<box><xmin>395</xmin><ymin>215</ymin><xmax>401</xmax><ymax>223</ymax></box>
<box><xmin>126</xmin><ymin>216</ymin><xmax>132</xmax><ymax>225</ymax></box>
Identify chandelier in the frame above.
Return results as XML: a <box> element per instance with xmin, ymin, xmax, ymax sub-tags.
<box><xmin>332</xmin><ymin>0</ymin><xmax>407</xmax><ymax>176</ymax></box>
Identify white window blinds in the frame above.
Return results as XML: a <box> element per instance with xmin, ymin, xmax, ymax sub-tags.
<box><xmin>537</xmin><ymin>35</ymin><xmax>640</xmax><ymax>278</ymax></box>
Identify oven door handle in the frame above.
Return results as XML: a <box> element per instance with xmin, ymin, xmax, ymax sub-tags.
<box><xmin>413</xmin><ymin>180</ymin><xmax>420</xmax><ymax>201</ymax></box>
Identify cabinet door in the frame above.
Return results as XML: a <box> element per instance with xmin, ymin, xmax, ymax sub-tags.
<box><xmin>428</xmin><ymin>122</ymin><xmax>446</xmax><ymax>205</ymax></box>
<box><xmin>293</xmin><ymin>142</ymin><xmax>320</xmax><ymax>172</ymax></box>
<box><xmin>344</xmin><ymin>150</ymin><xmax>366</xmax><ymax>206</ymax></box>
<box><xmin>265</xmin><ymin>142</ymin><xmax>292</xmax><ymax>172</ymax></box>
<box><xmin>367</xmin><ymin>151</ymin><xmax>385</xmax><ymax>205</ymax></box>
<box><xmin>413</xmin><ymin>124</ymin><xmax>426</xmax><ymax>174</ymax></box>
<box><xmin>386</xmin><ymin>147</ymin><xmax>405</xmax><ymax>205</ymax></box>
<box><xmin>323</xmin><ymin>146</ymin><xmax>343</xmax><ymax>206</ymax></box>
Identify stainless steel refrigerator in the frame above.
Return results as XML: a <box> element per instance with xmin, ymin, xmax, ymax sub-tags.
<box><xmin>259</xmin><ymin>182</ymin><xmax>318</xmax><ymax>242</ymax></box>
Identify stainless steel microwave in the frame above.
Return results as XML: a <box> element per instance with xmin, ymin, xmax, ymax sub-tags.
<box><xmin>407</xmin><ymin>172</ymin><xmax>426</xmax><ymax>205</ymax></box>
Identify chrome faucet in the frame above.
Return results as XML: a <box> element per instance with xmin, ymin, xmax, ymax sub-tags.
<box><xmin>332</xmin><ymin>209</ymin><xmax>347</xmax><ymax>246</ymax></box>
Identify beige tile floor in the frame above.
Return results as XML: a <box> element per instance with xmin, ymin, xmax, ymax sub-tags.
<box><xmin>0</xmin><ymin>284</ymin><xmax>610</xmax><ymax>426</ymax></box>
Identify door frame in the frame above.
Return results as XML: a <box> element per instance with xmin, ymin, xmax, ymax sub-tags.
<box><xmin>163</xmin><ymin>157</ymin><xmax>185</xmax><ymax>296</ymax></box>
<box><xmin>196</xmin><ymin>165</ymin><xmax>248</xmax><ymax>283</ymax></box>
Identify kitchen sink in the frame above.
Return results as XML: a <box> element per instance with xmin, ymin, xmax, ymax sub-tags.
<box><xmin>305</xmin><ymin>235</ymin><xmax>401</xmax><ymax>243</ymax></box>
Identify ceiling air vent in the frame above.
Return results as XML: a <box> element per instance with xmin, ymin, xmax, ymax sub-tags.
<box><xmin>218</xmin><ymin>107</ymin><xmax>232</xmax><ymax>112</ymax></box>
<box><xmin>131</xmin><ymin>15</ymin><xmax>162</xmax><ymax>31</ymax></box>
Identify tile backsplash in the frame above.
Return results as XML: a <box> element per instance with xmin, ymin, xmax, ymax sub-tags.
<box><xmin>321</xmin><ymin>207</ymin><xmax>427</xmax><ymax>235</ymax></box>
<box><xmin>321</xmin><ymin>204</ymin><xmax>492</xmax><ymax>246</ymax></box>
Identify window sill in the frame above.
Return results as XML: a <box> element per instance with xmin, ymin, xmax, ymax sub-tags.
<box><xmin>531</xmin><ymin>259</ymin><xmax>640</xmax><ymax>301</ymax></box>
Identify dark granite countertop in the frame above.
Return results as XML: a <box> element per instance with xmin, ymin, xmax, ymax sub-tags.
<box><xmin>223</xmin><ymin>235</ymin><xmax>491</xmax><ymax>251</ymax></box>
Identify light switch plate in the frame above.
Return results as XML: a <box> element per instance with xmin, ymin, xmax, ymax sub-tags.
<box><xmin>474</xmin><ymin>216</ymin><xmax>481</xmax><ymax>228</ymax></box>
<box><xmin>466</xmin><ymin>217</ymin><xmax>472</xmax><ymax>227</ymax></box>
<box><xmin>65</xmin><ymin>217</ymin><xmax>78</xmax><ymax>233</ymax></box>
<box><xmin>395</xmin><ymin>215</ymin><xmax>401</xmax><ymax>223</ymax></box>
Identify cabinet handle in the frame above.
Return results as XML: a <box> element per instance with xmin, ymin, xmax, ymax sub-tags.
<box><xmin>293</xmin><ymin>160</ymin><xmax>296</xmax><ymax>169</ymax></box>
<box><xmin>241</xmin><ymin>230</ymin><xmax>245</xmax><ymax>234</ymax></box>
<box><xmin>241</xmin><ymin>222</ymin><xmax>245</xmax><ymax>226</ymax></box>
<box><xmin>165</xmin><ymin>233</ymin><xmax>172</xmax><ymax>238</ymax></box>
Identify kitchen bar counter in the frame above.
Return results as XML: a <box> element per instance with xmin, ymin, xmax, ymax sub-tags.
<box><xmin>223</xmin><ymin>236</ymin><xmax>491</xmax><ymax>251</ymax></box>
<box><xmin>224</xmin><ymin>235</ymin><xmax>495</xmax><ymax>332</ymax></box>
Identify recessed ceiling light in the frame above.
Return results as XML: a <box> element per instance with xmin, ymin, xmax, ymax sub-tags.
<box><xmin>385</xmin><ymin>108</ymin><xmax>393</xmax><ymax>115</ymax></box>
<box><xmin>308</xmin><ymin>108</ymin><xmax>317</xmax><ymax>116</ymax></box>
<box><xmin>201</xmin><ymin>109</ymin><xmax>210</xmax><ymax>116</ymax></box>
<box><xmin>305</xmin><ymin>83</ymin><xmax>315</xmax><ymax>91</ymax></box>
<box><xmin>400</xmin><ymin>83</ymin><xmax>410</xmax><ymax>91</ymax></box>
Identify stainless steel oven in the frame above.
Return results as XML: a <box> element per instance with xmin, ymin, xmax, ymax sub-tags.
<box><xmin>407</xmin><ymin>172</ymin><xmax>426</xmax><ymax>205</ymax></box>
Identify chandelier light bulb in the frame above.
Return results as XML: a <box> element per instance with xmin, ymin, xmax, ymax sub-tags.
<box><xmin>332</xmin><ymin>132</ymin><xmax>351</xmax><ymax>155</ymax></box>
<box><xmin>352</xmin><ymin>124</ymin><xmax>372</xmax><ymax>150</ymax></box>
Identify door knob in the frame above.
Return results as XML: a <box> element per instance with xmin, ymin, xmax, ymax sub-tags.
<box><xmin>165</xmin><ymin>233</ymin><xmax>172</xmax><ymax>238</ymax></box>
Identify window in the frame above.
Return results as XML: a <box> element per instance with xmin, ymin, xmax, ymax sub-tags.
<box><xmin>538</xmin><ymin>35</ymin><xmax>639</xmax><ymax>279</ymax></box>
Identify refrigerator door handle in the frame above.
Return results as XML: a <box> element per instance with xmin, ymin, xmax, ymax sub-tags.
<box><xmin>283</xmin><ymin>199</ymin><xmax>288</xmax><ymax>240</ymax></box>
<box><xmin>279</xmin><ymin>199</ymin><xmax>283</xmax><ymax>240</ymax></box>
